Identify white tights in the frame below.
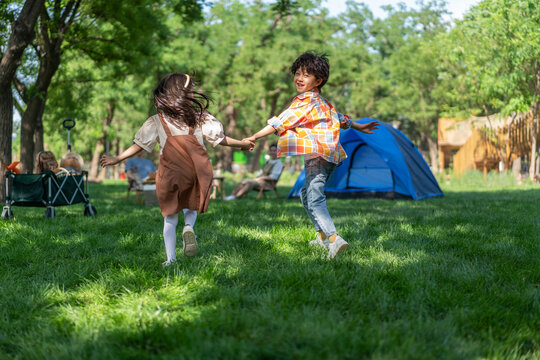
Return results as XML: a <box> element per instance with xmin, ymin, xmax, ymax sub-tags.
<box><xmin>163</xmin><ymin>209</ymin><xmax>198</xmax><ymax>261</ymax></box>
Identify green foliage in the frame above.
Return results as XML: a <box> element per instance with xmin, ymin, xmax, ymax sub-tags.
<box><xmin>35</xmin><ymin>0</ymin><xmax>207</xmax><ymax>161</ymax></box>
<box><xmin>442</xmin><ymin>0</ymin><xmax>540</xmax><ymax>117</ymax></box>
<box><xmin>6</xmin><ymin>0</ymin><xmax>540</xmax><ymax>172</ymax></box>
<box><xmin>0</xmin><ymin>178</ymin><xmax>538</xmax><ymax>358</ymax></box>
<box><xmin>0</xmin><ymin>1</ymin><xmax>20</xmax><ymax>46</ymax></box>
<box><xmin>270</xmin><ymin>0</ymin><xmax>299</xmax><ymax>16</ymax></box>
<box><xmin>33</xmin><ymin>0</ymin><xmax>373</xmax><ymax>162</ymax></box>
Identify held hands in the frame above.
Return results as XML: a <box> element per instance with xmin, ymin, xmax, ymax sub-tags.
<box><xmin>240</xmin><ymin>138</ymin><xmax>255</xmax><ymax>151</ymax></box>
<box><xmin>241</xmin><ymin>126</ymin><xmax>275</xmax><ymax>150</ymax></box>
<box><xmin>100</xmin><ymin>154</ymin><xmax>119</xmax><ymax>167</ymax></box>
<box><xmin>241</xmin><ymin>136</ymin><xmax>256</xmax><ymax>151</ymax></box>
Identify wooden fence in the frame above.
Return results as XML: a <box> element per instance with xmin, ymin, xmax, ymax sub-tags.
<box><xmin>453</xmin><ymin>110</ymin><xmax>539</xmax><ymax>174</ymax></box>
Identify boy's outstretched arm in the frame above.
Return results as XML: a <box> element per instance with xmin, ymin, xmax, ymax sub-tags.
<box><xmin>220</xmin><ymin>136</ymin><xmax>254</xmax><ymax>150</ymax></box>
<box><xmin>100</xmin><ymin>144</ymin><xmax>144</xmax><ymax>167</ymax></box>
<box><xmin>244</xmin><ymin>125</ymin><xmax>276</xmax><ymax>143</ymax></box>
<box><xmin>350</xmin><ymin>120</ymin><xmax>379</xmax><ymax>134</ymax></box>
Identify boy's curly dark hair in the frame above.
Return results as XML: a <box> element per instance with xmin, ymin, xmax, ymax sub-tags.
<box><xmin>153</xmin><ymin>73</ymin><xmax>211</xmax><ymax>129</ymax></box>
<box><xmin>290</xmin><ymin>51</ymin><xmax>330</xmax><ymax>90</ymax></box>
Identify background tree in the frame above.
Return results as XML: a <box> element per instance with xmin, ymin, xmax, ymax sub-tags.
<box><xmin>354</xmin><ymin>0</ymin><xmax>450</xmax><ymax>168</ymax></box>
<box><xmin>0</xmin><ymin>0</ymin><xmax>44</xmax><ymax>202</ymax></box>
<box><xmin>159</xmin><ymin>0</ymin><xmax>340</xmax><ymax>171</ymax></box>
<box><xmin>15</xmin><ymin>0</ymin><xmax>196</xmax><ymax>173</ymax></box>
<box><xmin>440</xmin><ymin>0</ymin><xmax>540</xmax><ymax>175</ymax></box>
<box><xmin>6</xmin><ymin>0</ymin><xmax>538</xmax><ymax>183</ymax></box>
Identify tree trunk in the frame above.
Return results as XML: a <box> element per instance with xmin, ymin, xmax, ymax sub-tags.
<box><xmin>250</xmin><ymin>139</ymin><xmax>267</xmax><ymax>172</ymax></box>
<box><xmin>20</xmin><ymin>95</ymin><xmax>47</xmax><ymax>173</ymax></box>
<box><xmin>427</xmin><ymin>136</ymin><xmax>438</xmax><ymax>172</ymax></box>
<box><xmin>482</xmin><ymin>105</ymin><xmax>507</xmax><ymax>173</ymax></box>
<box><xmin>0</xmin><ymin>92</ymin><xmax>13</xmax><ymax>201</ymax></box>
<box><xmin>88</xmin><ymin>141</ymin><xmax>104</xmax><ymax>181</ymax></box>
<box><xmin>112</xmin><ymin>138</ymin><xmax>121</xmax><ymax>179</ymax></box>
<box><xmin>33</xmin><ymin>100</ymin><xmax>46</xmax><ymax>157</ymax></box>
<box><xmin>222</xmin><ymin>100</ymin><xmax>237</xmax><ymax>172</ymax></box>
<box><xmin>89</xmin><ymin>101</ymin><xmax>115</xmax><ymax>181</ymax></box>
<box><xmin>19</xmin><ymin>13</ymin><xmax>63</xmax><ymax>173</ymax></box>
<box><xmin>19</xmin><ymin>0</ymin><xmax>81</xmax><ymax>172</ymax></box>
<box><xmin>419</xmin><ymin>132</ymin><xmax>433</xmax><ymax>170</ymax></box>
<box><xmin>0</xmin><ymin>0</ymin><xmax>44</xmax><ymax>200</ymax></box>
<box><xmin>250</xmin><ymin>91</ymin><xmax>280</xmax><ymax>172</ymax></box>
<box><xmin>530</xmin><ymin>101</ymin><xmax>538</xmax><ymax>180</ymax></box>
<box><xmin>97</xmin><ymin>141</ymin><xmax>110</xmax><ymax>182</ymax></box>
<box><xmin>502</xmin><ymin>114</ymin><xmax>517</xmax><ymax>172</ymax></box>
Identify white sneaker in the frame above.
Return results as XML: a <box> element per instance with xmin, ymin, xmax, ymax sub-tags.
<box><xmin>182</xmin><ymin>225</ymin><xmax>198</xmax><ymax>257</ymax></box>
<box><xmin>224</xmin><ymin>195</ymin><xmax>236</xmax><ymax>201</ymax></box>
<box><xmin>162</xmin><ymin>259</ymin><xmax>177</xmax><ymax>267</ymax></box>
<box><xmin>309</xmin><ymin>233</ymin><xmax>329</xmax><ymax>250</ymax></box>
<box><xmin>327</xmin><ymin>236</ymin><xmax>348</xmax><ymax>259</ymax></box>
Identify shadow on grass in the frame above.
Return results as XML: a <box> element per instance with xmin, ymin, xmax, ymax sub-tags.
<box><xmin>0</xmin><ymin>182</ymin><xmax>538</xmax><ymax>358</ymax></box>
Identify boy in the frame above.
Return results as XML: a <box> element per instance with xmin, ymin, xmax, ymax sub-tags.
<box><xmin>245</xmin><ymin>51</ymin><xmax>378</xmax><ymax>259</ymax></box>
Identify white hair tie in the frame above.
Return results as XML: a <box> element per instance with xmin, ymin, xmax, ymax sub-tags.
<box><xmin>184</xmin><ymin>74</ymin><xmax>190</xmax><ymax>88</ymax></box>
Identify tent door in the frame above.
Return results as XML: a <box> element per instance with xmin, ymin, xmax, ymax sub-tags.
<box><xmin>347</xmin><ymin>143</ymin><xmax>394</xmax><ymax>190</ymax></box>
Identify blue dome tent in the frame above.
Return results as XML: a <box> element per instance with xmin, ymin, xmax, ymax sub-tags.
<box><xmin>288</xmin><ymin>119</ymin><xmax>443</xmax><ymax>200</ymax></box>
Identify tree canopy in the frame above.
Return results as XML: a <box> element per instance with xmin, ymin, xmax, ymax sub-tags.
<box><xmin>1</xmin><ymin>0</ymin><xmax>539</xmax><ymax>182</ymax></box>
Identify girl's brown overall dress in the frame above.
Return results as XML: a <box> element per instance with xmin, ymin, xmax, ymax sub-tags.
<box><xmin>155</xmin><ymin>113</ymin><xmax>213</xmax><ymax>217</ymax></box>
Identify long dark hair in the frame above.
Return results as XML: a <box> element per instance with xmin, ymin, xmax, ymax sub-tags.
<box><xmin>153</xmin><ymin>73</ymin><xmax>211</xmax><ymax>128</ymax></box>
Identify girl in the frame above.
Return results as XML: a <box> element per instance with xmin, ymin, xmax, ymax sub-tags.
<box><xmin>35</xmin><ymin>151</ymin><xmax>61</xmax><ymax>174</ymax></box>
<box><xmin>101</xmin><ymin>73</ymin><xmax>253</xmax><ymax>266</ymax></box>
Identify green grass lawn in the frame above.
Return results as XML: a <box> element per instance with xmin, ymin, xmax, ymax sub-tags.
<box><xmin>1</xmin><ymin>173</ymin><xmax>539</xmax><ymax>359</ymax></box>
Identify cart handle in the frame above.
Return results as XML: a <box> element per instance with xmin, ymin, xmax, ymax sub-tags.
<box><xmin>63</xmin><ymin>118</ymin><xmax>75</xmax><ymax>130</ymax></box>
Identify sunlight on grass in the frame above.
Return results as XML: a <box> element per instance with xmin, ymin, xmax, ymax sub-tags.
<box><xmin>368</xmin><ymin>247</ymin><xmax>429</xmax><ymax>267</ymax></box>
<box><xmin>1</xmin><ymin>175</ymin><xmax>538</xmax><ymax>358</ymax></box>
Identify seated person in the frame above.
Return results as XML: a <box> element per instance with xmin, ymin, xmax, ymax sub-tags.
<box><xmin>34</xmin><ymin>151</ymin><xmax>64</xmax><ymax>174</ymax></box>
<box><xmin>125</xmin><ymin>152</ymin><xmax>156</xmax><ymax>191</ymax></box>
<box><xmin>60</xmin><ymin>152</ymin><xmax>84</xmax><ymax>174</ymax></box>
<box><xmin>225</xmin><ymin>143</ymin><xmax>283</xmax><ymax>200</ymax></box>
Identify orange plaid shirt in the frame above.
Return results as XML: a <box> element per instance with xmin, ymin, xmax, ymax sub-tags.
<box><xmin>267</xmin><ymin>89</ymin><xmax>352</xmax><ymax>164</ymax></box>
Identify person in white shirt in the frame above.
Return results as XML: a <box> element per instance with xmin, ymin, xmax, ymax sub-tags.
<box><xmin>225</xmin><ymin>143</ymin><xmax>283</xmax><ymax>200</ymax></box>
<box><xmin>100</xmin><ymin>73</ymin><xmax>253</xmax><ymax>266</ymax></box>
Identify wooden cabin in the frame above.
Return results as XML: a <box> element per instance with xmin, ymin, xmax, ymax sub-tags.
<box><xmin>438</xmin><ymin>112</ymin><xmax>539</xmax><ymax>174</ymax></box>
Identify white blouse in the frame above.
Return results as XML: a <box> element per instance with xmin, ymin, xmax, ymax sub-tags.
<box><xmin>133</xmin><ymin>113</ymin><xmax>225</xmax><ymax>154</ymax></box>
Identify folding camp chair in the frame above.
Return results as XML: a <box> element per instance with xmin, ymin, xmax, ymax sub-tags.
<box><xmin>254</xmin><ymin>167</ymin><xmax>283</xmax><ymax>200</ymax></box>
<box><xmin>255</xmin><ymin>177</ymin><xmax>280</xmax><ymax>199</ymax></box>
<box><xmin>126</xmin><ymin>170</ymin><xmax>144</xmax><ymax>203</ymax></box>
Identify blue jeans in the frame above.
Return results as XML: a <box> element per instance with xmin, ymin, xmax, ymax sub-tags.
<box><xmin>300</xmin><ymin>157</ymin><xmax>337</xmax><ymax>237</ymax></box>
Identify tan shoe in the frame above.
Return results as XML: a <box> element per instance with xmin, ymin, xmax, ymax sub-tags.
<box><xmin>182</xmin><ymin>225</ymin><xmax>198</xmax><ymax>257</ymax></box>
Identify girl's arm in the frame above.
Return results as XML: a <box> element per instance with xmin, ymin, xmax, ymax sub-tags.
<box><xmin>219</xmin><ymin>136</ymin><xmax>254</xmax><ymax>150</ymax></box>
<box><xmin>100</xmin><ymin>144</ymin><xmax>144</xmax><ymax>167</ymax></box>
<box><xmin>350</xmin><ymin>121</ymin><xmax>379</xmax><ymax>134</ymax></box>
